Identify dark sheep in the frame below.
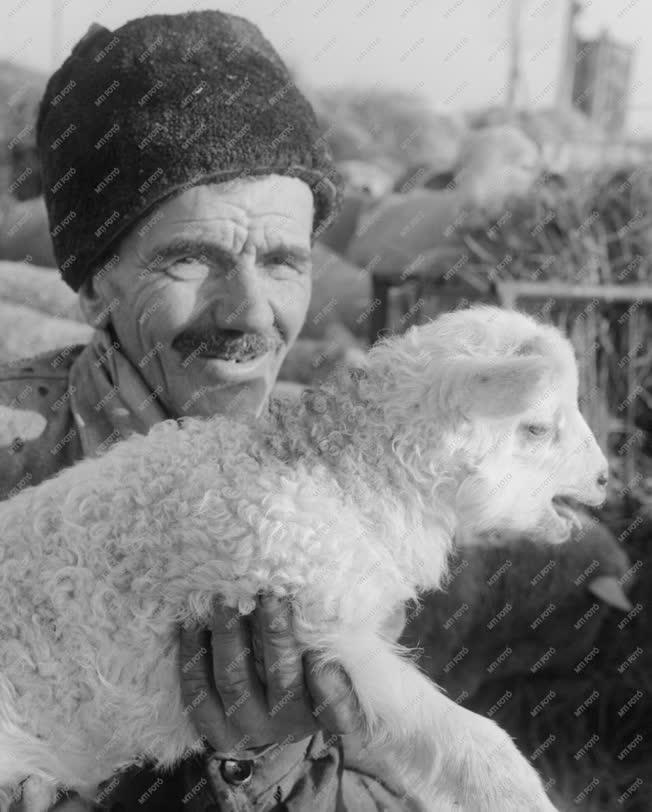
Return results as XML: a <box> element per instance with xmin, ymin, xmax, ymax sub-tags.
<box><xmin>399</xmin><ymin>510</ymin><xmax>633</xmax><ymax>701</ymax></box>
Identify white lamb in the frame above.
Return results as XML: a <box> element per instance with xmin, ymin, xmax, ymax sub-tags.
<box><xmin>0</xmin><ymin>305</ymin><xmax>608</xmax><ymax>812</ymax></box>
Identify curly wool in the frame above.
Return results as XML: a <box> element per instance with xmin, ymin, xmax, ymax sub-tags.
<box><xmin>0</xmin><ymin>305</ymin><xmax>604</xmax><ymax>811</ymax></box>
<box><xmin>0</xmin><ymin>366</ymin><xmax>446</xmax><ymax>800</ymax></box>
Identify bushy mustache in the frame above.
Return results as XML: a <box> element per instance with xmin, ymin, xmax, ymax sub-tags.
<box><xmin>172</xmin><ymin>328</ymin><xmax>281</xmax><ymax>361</ymax></box>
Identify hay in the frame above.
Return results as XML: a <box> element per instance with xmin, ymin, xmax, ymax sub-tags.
<box><xmin>437</xmin><ymin>166</ymin><xmax>652</xmax><ymax>289</ymax></box>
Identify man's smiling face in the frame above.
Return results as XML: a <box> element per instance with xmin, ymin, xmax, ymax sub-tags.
<box><xmin>79</xmin><ymin>174</ymin><xmax>314</xmax><ymax>419</ymax></box>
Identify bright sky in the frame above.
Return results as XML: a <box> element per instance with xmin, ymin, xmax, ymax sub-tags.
<box><xmin>3</xmin><ymin>0</ymin><xmax>652</xmax><ymax>134</ymax></box>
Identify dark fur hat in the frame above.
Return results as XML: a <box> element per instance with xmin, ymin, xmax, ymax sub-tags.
<box><xmin>36</xmin><ymin>10</ymin><xmax>343</xmax><ymax>291</ymax></box>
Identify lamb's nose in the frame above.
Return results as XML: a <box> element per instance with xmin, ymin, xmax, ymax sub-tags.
<box><xmin>596</xmin><ymin>471</ymin><xmax>608</xmax><ymax>488</ymax></box>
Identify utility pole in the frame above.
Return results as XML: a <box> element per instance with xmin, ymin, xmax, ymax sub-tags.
<box><xmin>52</xmin><ymin>0</ymin><xmax>63</xmax><ymax>69</ymax></box>
<box><xmin>556</xmin><ymin>0</ymin><xmax>583</xmax><ymax>112</ymax></box>
<box><xmin>506</xmin><ymin>0</ymin><xmax>525</xmax><ymax>113</ymax></box>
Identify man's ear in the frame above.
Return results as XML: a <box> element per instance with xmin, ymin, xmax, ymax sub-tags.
<box><xmin>439</xmin><ymin>354</ymin><xmax>552</xmax><ymax>419</ymax></box>
<box><xmin>78</xmin><ymin>273</ymin><xmax>110</xmax><ymax>328</ymax></box>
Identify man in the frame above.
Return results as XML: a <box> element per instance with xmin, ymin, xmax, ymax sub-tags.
<box><xmin>1</xmin><ymin>10</ymin><xmax>414</xmax><ymax>812</ymax></box>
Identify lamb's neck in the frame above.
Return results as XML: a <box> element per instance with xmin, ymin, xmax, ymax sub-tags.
<box><xmin>267</xmin><ymin>374</ymin><xmax>457</xmax><ymax>549</ymax></box>
<box><xmin>267</xmin><ymin>375</ymin><xmax>396</xmax><ymax>489</ymax></box>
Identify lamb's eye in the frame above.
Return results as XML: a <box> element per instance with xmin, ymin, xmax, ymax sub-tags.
<box><xmin>526</xmin><ymin>423</ymin><xmax>549</xmax><ymax>437</ymax></box>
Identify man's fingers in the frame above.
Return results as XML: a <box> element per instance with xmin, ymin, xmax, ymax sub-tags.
<box><xmin>178</xmin><ymin>625</ymin><xmax>228</xmax><ymax>750</ymax></box>
<box><xmin>254</xmin><ymin>594</ymin><xmax>318</xmax><ymax>739</ymax></box>
<box><xmin>210</xmin><ymin>601</ymin><xmax>268</xmax><ymax>738</ymax></box>
<box><xmin>304</xmin><ymin>653</ymin><xmax>361</xmax><ymax>736</ymax></box>
<box><xmin>256</xmin><ymin>595</ymin><xmax>305</xmax><ymax>700</ymax></box>
<box><xmin>179</xmin><ymin>601</ymin><xmax>357</xmax><ymax>757</ymax></box>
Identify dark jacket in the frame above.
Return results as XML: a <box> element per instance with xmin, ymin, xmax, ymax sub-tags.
<box><xmin>1</xmin><ymin>346</ymin><xmax>415</xmax><ymax>812</ymax></box>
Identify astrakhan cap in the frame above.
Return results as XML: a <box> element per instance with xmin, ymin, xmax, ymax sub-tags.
<box><xmin>36</xmin><ymin>10</ymin><xmax>343</xmax><ymax>291</ymax></box>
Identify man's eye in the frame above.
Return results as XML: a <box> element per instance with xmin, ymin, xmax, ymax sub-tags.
<box><xmin>267</xmin><ymin>253</ymin><xmax>292</xmax><ymax>266</ymax></box>
<box><xmin>266</xmin><ymin>253</ymin><xmax>307</xmax><ymax>271</ymax></box>
<box><xmin>525</xmin><ymin>424</ymin><xmax>549</xmax><ymax>438</ymax></box>
<box><xmin>167</xmin><ymin>257</ymin><xmax>210</xmax><ymax>279</ymax></box>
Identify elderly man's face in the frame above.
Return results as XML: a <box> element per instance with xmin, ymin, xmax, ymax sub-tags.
<box><xmin>80</xmin><ymin>174</ymin><xmax>314</xmax><ymax>418</ymax></box>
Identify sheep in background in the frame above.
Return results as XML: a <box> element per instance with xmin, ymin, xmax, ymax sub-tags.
<box><xmin>466</xmin><ymin>513</ymin><xmax>651</xmax><ymax>812</ymax></box>
<box><xmin>279</xmin><ymin>322</ymin><xmax>368</xmax><ymax>386</ymax></box>
<box><xmin>0</xmin><ymin>300</ymin><xmax>92</xmax><ymax>363</ymax></box>
<box><xmin>0</xmin><ymin>197</ymin><xmax>56</xmax><ymax>269</ymax></box>
<box><xmin>303</xmin><ymin>243</ymin><xmax>371</xmax><ymax>341</ymax></box>
<box><xmin>392</xmin><ymin>127</ymin><xmax>541</xmax><ymax>198</ymax></box>
<box><xmin>399</xmin><ymin>509</ymin><xmax>632</xmax><ymax>702</ymax></box>
<box><xmin>0</xmin><ymin>261</ymin><xmax>84</xmax><ymax>323</ymax></box>
<box><xmin>315</xmin><ymin>191</ymin><xmax>372</xmax><ymax>256</ymax></box>
<box><xmin>454</xmin><ymin>126</ymin><xmax>542</xmax><ymax>211</ymax></box>
<box><xmin>0</xmin><ymin>305</ymin><xmax>609</xmax><ymax>812</ymax></box>
<box><xmin>347</xmin><ymin>127</ymin><xmax>542</xmax><ymax>280</ymax></box>
<box><xmin>336</xmin><ymin>159</ymin><xmax>396</xmax><ymax>199</ymax></box>
<box><xmin>284</xmin><ymin>236</ymin><xmax>373</xmax><ymax>389</ymax></box>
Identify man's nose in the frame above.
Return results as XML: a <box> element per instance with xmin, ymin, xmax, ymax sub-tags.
<box><xmin>596</xmin><ymin>470</ymin><xmax>608</xmax><ymax>488</ymax></box>
<box><xmin>215</xmin><ymin>263</ymin><xmax>274</xmax><ymax>333</ymax></box>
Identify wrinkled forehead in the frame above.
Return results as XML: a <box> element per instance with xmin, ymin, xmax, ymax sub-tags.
<box><xmin>113</xmin><ymin>174</ymin><xmax>315</xmax><ymax>266</ymax></box>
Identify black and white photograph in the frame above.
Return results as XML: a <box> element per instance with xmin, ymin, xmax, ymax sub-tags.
<box><xmin>0</xmin><ymin>0</ymin><xmax>650</xmax><ymax>810</ymax></box>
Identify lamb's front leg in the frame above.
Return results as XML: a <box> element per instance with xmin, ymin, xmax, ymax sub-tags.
<box><xmin>312</xmin><ymin>630</ymin><xmax>558</xmax><ymax>812</ymax></box>
<box><xmin>419</xmin><ymin>694</ymin><xmax>558</xmax><ymax>812</ymax></box>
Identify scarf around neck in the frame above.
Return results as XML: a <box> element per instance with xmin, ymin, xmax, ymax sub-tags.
<box><xmin>68</xmin><ymin>327</ymin><xmax>170</xmax><ymax>458</ymax></box>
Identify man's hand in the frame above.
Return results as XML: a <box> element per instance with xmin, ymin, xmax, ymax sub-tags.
<box><xmin>179</xmin><ymin>594</ymin><xmax>361</xmax><ymax>758</ymax></box>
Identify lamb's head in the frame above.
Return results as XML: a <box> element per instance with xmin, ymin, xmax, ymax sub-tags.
<box><xmin>362</xmin><ymin>304</ymin><xmax>608</xmax><ymax>543</ymax></box>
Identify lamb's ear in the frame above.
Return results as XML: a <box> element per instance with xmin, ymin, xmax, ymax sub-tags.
<box><xmin>450</xmin><ymin>355</ymin><xmax>551</xmax><ymax>419</ymax></box>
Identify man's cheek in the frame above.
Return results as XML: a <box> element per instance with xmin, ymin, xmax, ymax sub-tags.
<box><xmin>146</xmin><ymin>299</ymin><xmax>193</xmax><ymax>347</ymax></box>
